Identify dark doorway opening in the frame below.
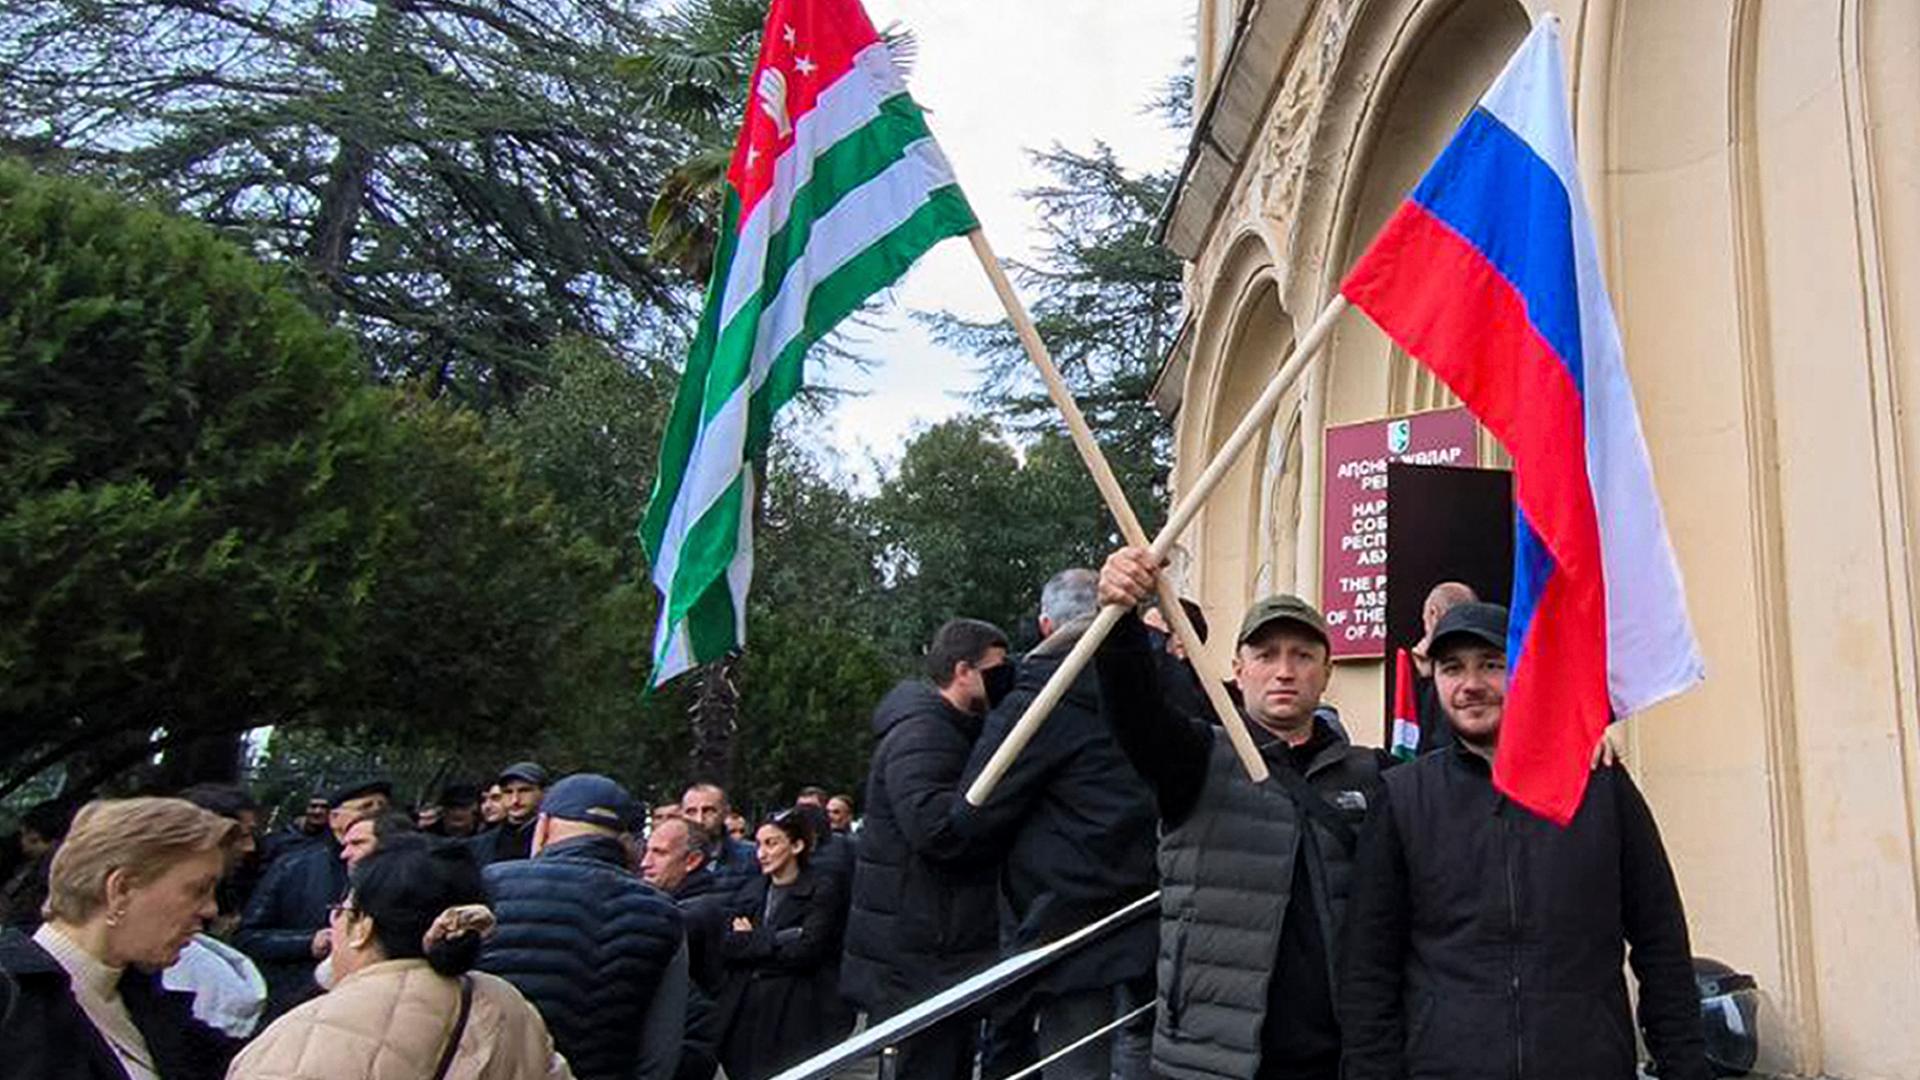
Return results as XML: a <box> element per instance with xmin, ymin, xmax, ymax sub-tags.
<box><xmin>1381</xmin><ymin>463</ymin><xmax>1513</xmax><ymax>739</ymax></box>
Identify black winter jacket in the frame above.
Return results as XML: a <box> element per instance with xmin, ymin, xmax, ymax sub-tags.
<box><xmin>840</xmin><ymin>680</ymin><xmax>997</xmax><ymax>1012</ymax></box>
<box><xmin>719</xmin><ymin>867</ymin><xmax>856</xmax><ymax>1080</ymax></box>
<box><xmin>1338</xmin><ymin>745</ymin><xmax>1711</xmax><ymax>1080</ymax></box>
<box><xmin>0</xmin><ymin>929</ymin><xmax>235</xmax><ymax>1080</ymax></box>
<box><xmin>671</xmin><ymin>867</ymin><xmax>733</xmax><ymax>997</ymax></box>
<box><xmin>468</xmin><ymin>818</ymin><xmax>536</xmax><ymax>866</ymax></box>
<box><xmin>958</xmin><ymin>616</ymin><xmax>1158</xmax><ymax>998</ymax></box>
<box><xmin>233</xmin><ymin>840</ymin><xmax>344</xmax><ymax>1019</ymax></box>
<box><xmin>480</xmin><ymin>834</ymin><xmax>687</xmax><ymax>1080</ymax></box>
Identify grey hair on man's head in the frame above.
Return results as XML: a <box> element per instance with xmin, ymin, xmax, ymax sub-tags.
<box><xmin>1040</xmin><ymin>568</ymin><xmax>1100</xmax><ymax>627</ymax></box>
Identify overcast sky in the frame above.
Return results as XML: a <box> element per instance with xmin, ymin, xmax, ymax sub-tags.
<box><xmin>808</xmin><ymin>0</ymin><xmax>1194</xmax><ymax>482</ymax></box>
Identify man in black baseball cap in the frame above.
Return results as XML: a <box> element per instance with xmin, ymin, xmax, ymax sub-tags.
<box><xmin>1340</xmin><ymin>602</ymin><xmax>1710</xmax><ymax>1080</ymax></box>
<box><xmin>481</xmin><ymin>774</ymin><xmax>688</xmax><ymax>1080</ymax></box>
<box><xmin>469</xmin><ymin>761</ymin><xmax>547</xmax><ymax>866</ymax></box>
<box><xmin>1094</xmin><ymin>547</ymin><xmax>1390</xmax><ymax>1080</ymax></box>
<box><xmin>1419</xmin><ymin>601</ymin><xmax>1509</xmax><ymax>753</ymax></box>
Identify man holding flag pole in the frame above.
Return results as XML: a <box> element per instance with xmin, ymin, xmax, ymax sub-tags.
<box><xmin>1075</xmin><ymin>11</ymin><xmax>1707</xmax><ymax>1080</ymax></box>
<box><xmin>642</xmin><ymin>2</ymin><xmax>1708</xmax><ymax>1076</ymax></box>
<box><xmin>639</xmin><ymin>2</ymin><xmax>1264</xmax><ymax>1074</ymax></box>
<box><xmin>638</xmin><ymin>0</ymin><xmax>1259</xmax><ymax>762</ymax></box>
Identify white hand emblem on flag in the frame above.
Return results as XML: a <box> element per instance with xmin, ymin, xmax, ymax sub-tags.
<box><xmin>640</xmin><ymin>0</ymin><xmax>978</xmax><ymax>686</ymax></box>
<box><xmin>758</xmin><ymin>67</ymin><xmax>793</xmax><ymax>139</ymax></box>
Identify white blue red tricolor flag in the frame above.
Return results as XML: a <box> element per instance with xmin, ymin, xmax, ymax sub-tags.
<box><xmin>1342</xmin><ymin>16</ymin><xmax>1703</xmax><ymax>824</ymax></box>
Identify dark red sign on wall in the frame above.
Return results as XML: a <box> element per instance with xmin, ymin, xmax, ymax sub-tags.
<box><xmin>1320</xmin><ymin>407</ymin><xmax>1479</xmax><ymax>659</ymax></box>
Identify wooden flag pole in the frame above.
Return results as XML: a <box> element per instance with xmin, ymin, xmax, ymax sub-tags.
<box><xmin>963</xmin><ymin>230</ymin><xmax>1269</xmax><ymax>791</ymax></box>
<box><xmin>966</xmin><ymin>290</ymin><xmax>1350</xmax><ymax>805</ymax></box>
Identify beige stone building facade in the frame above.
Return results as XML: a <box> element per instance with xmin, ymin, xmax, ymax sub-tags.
<box><xmin>1155</xmin><ymin>2</ymin><xmax>1920</xmax><ymax>1076</ymax></box>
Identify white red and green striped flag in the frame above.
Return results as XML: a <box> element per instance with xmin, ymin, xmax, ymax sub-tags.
<box><xmin>639</xmin><ymin>0</ymin><xmax>977</xmax><ymax>685</ymax></box>
<box><xmin>1391</xmin><ymin>647</ymin><xmax>1421</xmax><ymax>762</ymax></box>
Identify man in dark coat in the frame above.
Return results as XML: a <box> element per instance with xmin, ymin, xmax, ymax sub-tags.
<box><xmin>642</xmin><ymin>815</ymin><xmax>728</xmax><ymax>997</ymax></box>
<box><xmin>681</xmin><ymin>782</ymin><xmax>758</xmax><ymax>898</ymax></box>
<box><xmin>958</xmin><ymin>569</ymin><xmax>1158</xmax><ymax>1079</ymax></box>
<box><xmin>260</xmin><ymin>794</ymin><xmax>329</xmax><ymax>865</ymax></box>
<box><xmin>1096</xmin><ymin>548</ymin><xmax>1390</xmax><ymax>1080</ymax></box>
<box><xmin>1</xmin><ymin>798</ymin><xmax>76</xmax><ymax>931</ymax></box>
<box><xmin>640</xmin><ymin>814</ymin><xmax>726</xmax><ymax>1080</ymax></box>
<box><xmin>468</xmin><ymin>761</ymin><xmax>547</xmax><ymax>866</ymax></box>
<box><xmin>842</xmin><ymin>617</ymin><xmax>1013</xmax><ymax>1080</ymax></box>
<box><xmin>481</xmin><ymin>773</ymin><xmax>688</xmax><ymax>1080</ymax></box>
<box><xmin>0</xmin><ymin>927</ymin><xmax>236</xmax><ymax>1079</ymax></box>
<box><xmin>425</xmin><ymin>780</ymin><xmax>483</xmax><ymax>839</ymax></box>
<box><xmin>1338</xmin><ymin>602</ymin><xmax>1711</xmax><ymax>1080</ymax></box>
<box><xmin>234</xmin><ymin>777</ymin><xmax>389</xmax><ymax>1020</ymax></box>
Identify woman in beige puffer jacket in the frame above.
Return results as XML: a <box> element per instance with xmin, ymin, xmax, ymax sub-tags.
<box><xmin>229</xmin><ymin>843</ymin><xmax>572</xmax><ymax>1080</ymax></box>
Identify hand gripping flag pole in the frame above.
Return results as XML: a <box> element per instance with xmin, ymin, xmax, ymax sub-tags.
<box><xmin>966</xmin><ymin>293</ymin><xmax>1349</xmax><ymax>805</ymax></box>
<box><xmin>962</xmin><ymin>229</ymin><xmax>1271</xmax><ymax>793</ymax></box>
<box><xmin>975</xmin><ymin>15</ymin><xmax>1704</xmax><ymax>815</ymax></box>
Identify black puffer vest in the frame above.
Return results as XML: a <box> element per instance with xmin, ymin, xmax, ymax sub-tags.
<box><xmin>1154</xmin><ymin>732</ymin><xmax>1382</xmax><ymax>1079</ymax></box>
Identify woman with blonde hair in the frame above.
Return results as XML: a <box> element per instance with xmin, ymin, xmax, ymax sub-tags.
<box><xmin>229</xmin><ymin>841</ymin><xmax>571</xmax><ymax>1080</ymax></box>
<box><xmin>0</xmin><ymin>796</ymin><xmax>245</xmax><ymax>1079</ymax></box>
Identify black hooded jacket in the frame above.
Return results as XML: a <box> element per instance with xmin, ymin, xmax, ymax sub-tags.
<box><xmin>956</xmin><ymin>616</ymin><xmax>1158</xmax><ymax>997</ymax></box>
<box><xmin>839</xmin><ymin>680</ymin><xmax>998</xmax><ymax>1012</ymax></box>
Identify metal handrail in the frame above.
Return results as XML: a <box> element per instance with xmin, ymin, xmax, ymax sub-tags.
<box><xmin>770</xmin><ymin>890</ymin><xmax>1161</xmax><ymax>1080</ymax></box>
<box><xmin>995</xmin><ymin>1002</ymin><xmax>1156</xmax><ymax>1080</ymax></box>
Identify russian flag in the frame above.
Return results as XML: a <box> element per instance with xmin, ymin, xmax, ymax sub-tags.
<box><xmin>1341</xmin><ymin>16</ymin><xmax>1703</xmax><ymax>824</ymax></box>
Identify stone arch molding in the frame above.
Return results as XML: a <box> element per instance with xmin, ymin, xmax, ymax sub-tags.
<box><xmin>1179</xmin><ymin>226</ymin><xmax>1299</xmax><ymax>620</ymax></box>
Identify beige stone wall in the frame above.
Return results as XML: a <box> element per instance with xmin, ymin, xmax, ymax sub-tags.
<box><xmin>1171</xmin><ymin>1</ymin><xmax>1920</xmax><ymax>1075</ymax></box>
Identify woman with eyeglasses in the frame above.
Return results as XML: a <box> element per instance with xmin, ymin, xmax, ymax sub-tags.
<box><xmin>716</xmin><ymin>810</ymin><xmax>856</xmax><ymax>1080</ymax></box>
<box><xmin>228</xmin><ymin>842</ymin><xmax>571</xmax><ymax>1080</ymax></box>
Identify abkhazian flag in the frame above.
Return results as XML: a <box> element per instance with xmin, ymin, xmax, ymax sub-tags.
<box><xmin>640</xmin><ymin>0</ymin><xmax>977</xmax><ymax>685</ymax></box>
<box><xmin>1340</xmin><ymin>15</ymin><xmax>1703</xmax><ymax>824</ymax></box>
<box><xmin>1391</xmin><ymin>647</ymin><xmax>1421</xmax><ymax>762</ymax></box>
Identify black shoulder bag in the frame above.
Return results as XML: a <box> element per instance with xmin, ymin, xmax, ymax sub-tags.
<box><xmin>429</xmin><ymin>974</ymin><xmax>475</xmax><ymax>1080</ymax></box>
<box><xmin>1266</xmin><ymin>762</ymin><xmax>1362</xmax><ymax>857</ymax></box>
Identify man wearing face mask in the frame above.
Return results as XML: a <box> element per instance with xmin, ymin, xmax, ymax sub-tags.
<box><xmin>1142</xmin><ymin>595</ymin><xmax>1212</xmax><ymax>723</ymax></box>
<box><xmin>841</xmin><ymin>617</ymin><xmax>1011</xmax><ymax>1080</ymax></box>
<box><xmin>958</xmin><ymin>569</ymin><xmax>1160</xmax><ymax>1079</ymax></box>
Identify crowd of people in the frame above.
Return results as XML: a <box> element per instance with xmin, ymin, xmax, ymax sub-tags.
<box><xmin>0</xmin><ymin>544</ymin><xmax>1718</xmax><ymax>1080</ymax></box>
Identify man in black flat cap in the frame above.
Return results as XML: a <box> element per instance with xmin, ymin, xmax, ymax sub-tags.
<box><xmin>469</xmin><ymin>761</ymin><xmax>548</xmax><ymax>866</ymax></box>
<box><xmin>236</xmin><ymin>777</ymin><xmax>391</xmax><ymax>1019</ymax></box>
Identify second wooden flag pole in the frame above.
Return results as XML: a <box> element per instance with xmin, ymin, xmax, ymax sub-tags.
<box><xmin>963</xmin><ymin>247</ymin><xmax>1349</xmax><ymax>805</ymax></box>
<box><xmin>962</xmin><ymin>230</ymin><xmax>1269</xmax><ymax>792</ymax></box>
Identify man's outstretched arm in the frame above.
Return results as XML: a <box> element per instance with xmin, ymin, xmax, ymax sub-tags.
<box><xmin>1094</xmin><ymin>547</ymin><xmax>1215</xmax><ymax>828</ymax></box>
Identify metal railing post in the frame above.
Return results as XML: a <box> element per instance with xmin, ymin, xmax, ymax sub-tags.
<box><xmin>876</xmin><ymin>1046</ymin><xmax>899</xmax><ymax>1080</ymax></box>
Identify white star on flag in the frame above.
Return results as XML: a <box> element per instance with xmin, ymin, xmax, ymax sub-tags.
<box><xmin>794</xmin><ymin>55</ymin><xmax>817</xmax><ymax>76</ymax></box>
<box><xmin>782</xmin><ymin>24</ymin><xmax>796</xmax><ymax>46</ymax></box>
